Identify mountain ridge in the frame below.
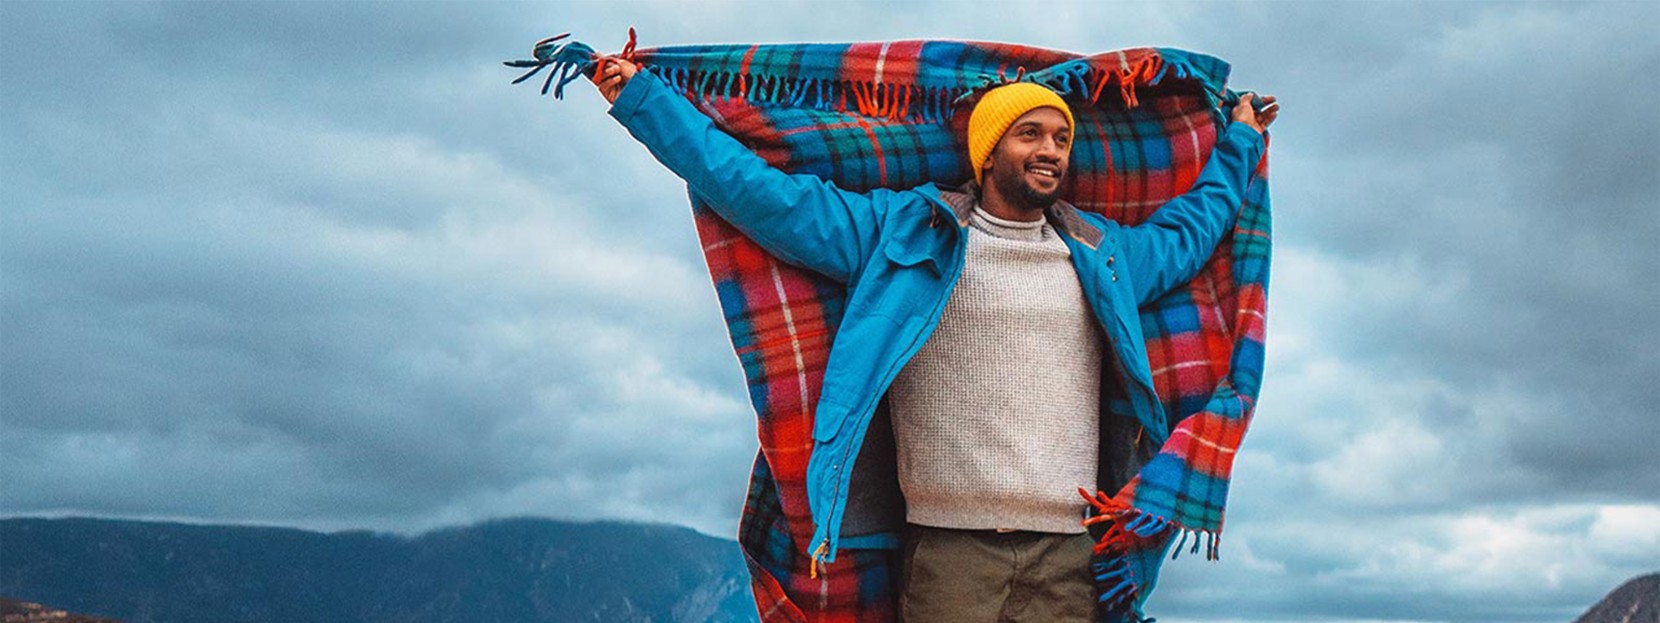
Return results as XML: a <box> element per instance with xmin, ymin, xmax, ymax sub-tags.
<box><xmin>0</xmin><ymin>516</ymin><xmax>759</xmax><ymax>623</ymax></box>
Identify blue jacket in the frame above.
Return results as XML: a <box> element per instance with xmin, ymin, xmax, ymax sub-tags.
<box><xmin>610</xmin><ymin>68</ymin><xmax>1266</xmax><ymax>565</ymax></box>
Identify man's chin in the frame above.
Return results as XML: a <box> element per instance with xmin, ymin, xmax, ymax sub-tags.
<box><xmin>1018</xmin><ymin>183</ymin><xmax>1061</xmax><ymax>210</ymax></box>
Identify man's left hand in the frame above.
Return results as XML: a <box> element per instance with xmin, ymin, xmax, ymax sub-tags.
<box><xmin>591</xmin><ymin>55</ymin><xmax>638</xmax><ymax>105</ymax></box>
<box><xmin>1232</xmin><ymin>93</ymin><xmax>1279</xmax><ymax>135</ymax></box>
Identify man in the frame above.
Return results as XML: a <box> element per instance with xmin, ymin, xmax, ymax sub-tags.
<box><xmin>590</xmin><ymin>55</ymin><xmax>1276</xmax><ymax>621</ymax></box>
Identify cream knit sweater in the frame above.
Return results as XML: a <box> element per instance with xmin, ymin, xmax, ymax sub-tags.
<box><xmin>887</xmin><ymin>207</ymin><xmax>1102</xmax><ymax>534</ymax></box>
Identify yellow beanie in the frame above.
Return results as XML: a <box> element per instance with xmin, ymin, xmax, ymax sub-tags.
<box><xmin>967</xmin><ymin>82</ymin><xmax>1075</xmax><ymax>185</ymax></box>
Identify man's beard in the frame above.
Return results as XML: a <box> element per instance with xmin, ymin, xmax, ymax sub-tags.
<box><xmin>991</xmin><ymin>166</ymin><xmax>1062</xmax><ymax>212</ymax></box>
<box><xmin>1016</xmin><ymin>178</ymin><xmax>1060</xmax><ymax>211</ymax></box>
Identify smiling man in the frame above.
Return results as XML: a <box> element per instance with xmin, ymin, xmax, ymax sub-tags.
<box><xmin>592</xmin><ymin>56</ymin><xmax>1275</xmax><ymax>622</ymax></box>
<box><xmin>970</xmin><ymin>85</ymin><xmax>1076</xmax><ymax>220</ymax></box>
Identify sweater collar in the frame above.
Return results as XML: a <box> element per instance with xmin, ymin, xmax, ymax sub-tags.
<box><xmin>936</xmin><ymin>182</ymin><xmax>1105</xmax><ymax>249</ymax></box>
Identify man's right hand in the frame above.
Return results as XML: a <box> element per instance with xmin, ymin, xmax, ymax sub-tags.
<box><xmin>592</xmin><ymin>55</ymin><xmax>638</xmax><ymax>104</ymax></box>
<box><xmin>1231</xmin><ymin>93</ymin><xmax>1279</xmax><ymax>135</ymax></box>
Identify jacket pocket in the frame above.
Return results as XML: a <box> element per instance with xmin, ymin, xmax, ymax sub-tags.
<box><xmin>813</xmin><ymin>400</ymin><xmax>849</xmax><ymax>442</ymax></box>
<box><xmin>882</xmin><ymin>240</ymin><xmax>941</xmax><ymax>278</ymax></box>
<box><xmin>851</xmin><ymin>240</ymin><xmax>942</xmax><ymax>323</ymax></box>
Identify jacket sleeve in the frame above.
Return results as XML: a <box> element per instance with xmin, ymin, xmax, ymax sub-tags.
<box><xmin>608</xmin><ymin>68</ymin><xmax>884</xmax><ymax>284</ymax></box>
<box><xmin>1119</xmin><ymin>122</ymin><xmax>1265</xmax><ymax>305</ymax></box>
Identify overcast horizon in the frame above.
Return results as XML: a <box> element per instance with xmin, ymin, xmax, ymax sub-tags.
<box><xmin>3</xmin><ymin>1</ymin><xmax>1656</xmax><ymax>621</ymax></box>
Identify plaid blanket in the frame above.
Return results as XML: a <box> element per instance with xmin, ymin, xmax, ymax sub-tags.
<box><xmin>510</xmin><ymin>33</ymin><xmax>1271</xmax><ymax>622</ymax></box>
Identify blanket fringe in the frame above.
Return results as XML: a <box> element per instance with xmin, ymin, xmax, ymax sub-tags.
<box><xmin>626</xmin><ymin>59</ymin><xmax>1173</xmax><ymax>123</ymax></box>
<box><xmin>1079</xmin><ymin>487</ymin><xmax>1221</xmax><ymax>618</ymax></box>
<box><xmin>507</xmin><ymin>32</ymin><xmax>1215</xmax><ymax>123</ymax></box>
<box><xmin>502</xmin><ymin>32</ymin><xmax>599</xmax><ymax>99</ymax></box>
<box><xmin>1079</xmin><ymin>487</ymin><xmax>1221</xmax><ymax>560</ymax></box>
<box><xmin>653</xmin><ymin>67</ymin><xmax>963</xmax><ymax>124</ymax></box>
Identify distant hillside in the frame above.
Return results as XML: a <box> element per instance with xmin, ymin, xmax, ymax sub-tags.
<box><xmin>1575</xmin><ymin>573</ymin><xmax>1659</xmax><ymax>623</ymax></box>
<box><xmin>0</xmin><ymin>597</ymin><xmax>120</xmax><ymax>622</ymax></box>
<box><xmin>0</xmin><ymin>516</ymin><xmax>758</xmax><ymax>623</ymax></box>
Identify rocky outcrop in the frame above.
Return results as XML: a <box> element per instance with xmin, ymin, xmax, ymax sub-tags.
<box><xmin>1575</xmin><ymin>574</ymin><xmax>1660</xmax><ymax>623</ymax></box>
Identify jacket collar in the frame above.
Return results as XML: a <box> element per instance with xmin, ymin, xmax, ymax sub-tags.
<box><xmin>936</xmin><ymin>182</ymin><xmax>1105</xmax><ymax>249</ymax></box>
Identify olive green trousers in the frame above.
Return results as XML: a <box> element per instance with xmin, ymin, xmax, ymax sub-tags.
<box><xmin>898</xmin><ymin>524</ymin><xmax>1097</xmax><ymax>622</ymax></box>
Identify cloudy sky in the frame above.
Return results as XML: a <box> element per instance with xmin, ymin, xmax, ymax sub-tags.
<box><xmin>3</xmin><ymin>0</ymin><xmax>1656</xmax><ymax>620</ymax></box>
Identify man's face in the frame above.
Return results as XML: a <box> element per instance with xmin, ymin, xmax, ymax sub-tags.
<box><xmin>983</xmin><ymin>107</ymin><xmax>1071</xmax><ymax>211</ymax></box>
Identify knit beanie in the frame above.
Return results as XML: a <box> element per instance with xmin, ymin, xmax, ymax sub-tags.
<box><xmin>967</xmin><ymin>82</ymin><xmax>1075</xmax><ymax>185</ymax></box>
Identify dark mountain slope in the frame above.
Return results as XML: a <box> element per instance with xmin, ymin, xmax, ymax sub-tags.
<box><xmin>0</xmin><ymin>516</ymin><xmax>757</xmax><ymax>623</ymax></box>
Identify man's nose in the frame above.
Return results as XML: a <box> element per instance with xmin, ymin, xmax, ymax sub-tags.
<box><xmin>1037</xmin><ymin>137</ymin><xmax>1064</xmax><ymax>158</ymax></box>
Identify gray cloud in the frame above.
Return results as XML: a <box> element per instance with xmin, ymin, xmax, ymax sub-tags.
<box><xmin>3</xmin><ymin>1</ymin><xmax>1656</xmax><ymax>621</ymax></box>
<box><xmin>1</xmin><ymin>0</ymin><xmax>755</xmax><ymax>536</ymax></box>
<box><xmin>1255</xmin><ymin>1</ymin><xmax>1660</xmax><ymax>503</ymax></box>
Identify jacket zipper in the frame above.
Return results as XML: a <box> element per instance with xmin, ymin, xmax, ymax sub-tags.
<box><xmin>815</xmin><ymin>225</ymin><xmax>963</xmax><ymax>570</ymax></box>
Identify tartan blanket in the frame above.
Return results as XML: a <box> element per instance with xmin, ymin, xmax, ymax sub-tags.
<box><xmin>510</xmin><ymin>33</ymin><xmax>1271</xmax><ymax>622</ymax></box>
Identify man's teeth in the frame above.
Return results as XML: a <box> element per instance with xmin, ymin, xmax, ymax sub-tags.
<box><xmin>1030</xmin><ymin>169</ymin><xmax>1058</xmax><ymax>177</ymax></box>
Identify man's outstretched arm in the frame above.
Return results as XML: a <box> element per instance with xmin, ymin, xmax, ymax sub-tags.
<box><xmin>1120</xmin><ymin>94</ymin><xmax>1277</xmax><ymax>305</ymax></box>
<box><xmin>596</xmin><ymin>57</ymin><xmax>885</xmax><ymax>284</ymax></box>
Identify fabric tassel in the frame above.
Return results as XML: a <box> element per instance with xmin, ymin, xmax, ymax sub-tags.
<box><xmin>502</xmin><ymin>33</ymin><xmax>601</xmax><ymax>101</ymax></box>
